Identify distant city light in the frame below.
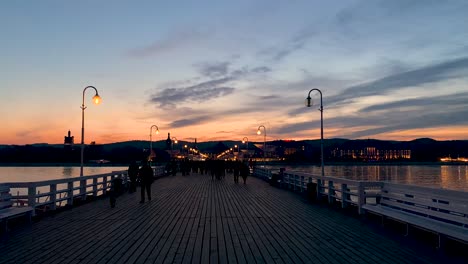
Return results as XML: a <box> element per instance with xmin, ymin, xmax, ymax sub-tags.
<box><xmin>440</xmin><ymin>157</ymin><xmax>468</xmax><ymax>162</ymax></box>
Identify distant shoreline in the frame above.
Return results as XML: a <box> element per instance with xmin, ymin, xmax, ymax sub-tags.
<box><xmin>1</xmin><ymin>161</ymin><xmax>466</xmax><ymax>167</ymax></box>
<box><xmin>263</xmin><ymin>161</ymin><xmax>468</xmax><ymax>166</ymax></box>
<box><xmin>0</xmin><ymin>163</ymin><xmax>129</xmax><ymax>167</ymax></box>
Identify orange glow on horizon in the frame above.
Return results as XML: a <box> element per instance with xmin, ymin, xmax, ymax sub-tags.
<box><xmin>2</xmin><ymin>117</ymin><xmax>468</xmax><ymax>145</ymax></box>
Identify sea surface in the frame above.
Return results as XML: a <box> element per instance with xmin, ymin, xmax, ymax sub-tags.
<box><xmin>0</xmin><ymin>166</ymin><xmax>127</xmax><ymax>183</ymax></box>
<box><xmin>1</xmin><ymin>164</ymin><xmax>467</xmax><ymax>192</ymax></box>
<box><xmin>269</xmin><ymin>164</ymin><xmax>468</xmax><ymax>192</ymax></box>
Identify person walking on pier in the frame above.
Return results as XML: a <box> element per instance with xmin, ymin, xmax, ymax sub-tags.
<box><xmin>127</xmin><ymin>161</ymin><xmax>139</xmax><ymax>193</ymax></box>
<box><xmin>139</xmin><ymin>161</ymin><xmax>153</xmax><ymax>203</ymax></box>
<box><xmin>233</xmin><ymin>161</ymin><xmax>240</xmax><ymax>183</ymax></box>
<box><xmin>241</xmin><ymin>163</ymin><xmax>249</xmax><ymax>184</ymax></box>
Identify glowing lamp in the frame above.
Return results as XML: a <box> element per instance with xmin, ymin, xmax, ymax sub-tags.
<box><xmin>92</xmin><ymin>94</ymin><xmax>102</xmax><ymax>105</ymax></box>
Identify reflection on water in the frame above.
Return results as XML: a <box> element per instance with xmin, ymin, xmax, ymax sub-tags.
<box><xmin>0</xmin><ymin>166</ymin><xmax>127</xmax><ymax>183</ymax></box>
<box><xmin>272</xmin><ymin>165</ymin><xmax>468</xmax><ymax>192</ymax></box>
<box><xmin>62</xmin><ymin>167</ymin><xmax>74</xmax><ymax>178</ymax></box>
<box><xmin>1</xmin><ymin>165</ymin><xmax>468</xmax><ymax>192</ymax></box>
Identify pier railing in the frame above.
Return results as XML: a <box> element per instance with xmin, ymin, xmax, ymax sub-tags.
<box><xmin>254</xmin><ymin>167</ymin><xmax>468</xmax><ymax>222</ymax></box>
<box><xmin>253</xmin><ymin>167</ymin><xmax>382</xmax><ymax>214</ymax></box>
<box><xmin>253</xmin><ymin>167</ymin><xmax>468</xmax><ymax>244</ymax></box>
<box><xmin>3</xmin><ymin>166</ymin><xmax>165</xmax><ymax>216</ymax></box>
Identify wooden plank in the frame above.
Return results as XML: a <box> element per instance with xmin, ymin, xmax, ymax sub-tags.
<box><xmin>0</xmin><ymin>173</ymin><xmax>455</xmax><ymax>264</ymax></box>
<box><xmin>167</xmin><ymin>176</ymin><xmax>204</xmax><ymax>263</ymax></box>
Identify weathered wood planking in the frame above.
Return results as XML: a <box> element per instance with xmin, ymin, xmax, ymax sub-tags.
<box><xmin>0</xmin><ymin>173</ymin><xmax>457</xmax><ymax>264</ymax></box>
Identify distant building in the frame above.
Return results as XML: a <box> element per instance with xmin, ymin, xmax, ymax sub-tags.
<box><xmin>64</xmin><ymin>130</ymin><xmax>74</xmax><ymax>150</ymax></box>
<box><xmin>165</xmin><ymin>133</ymin><xmax>171</xmax><ymax>150</ymax></box>
<box><xmin>331</xmin><ymin>147</ymin><xmax>411</xmax><ymax>161</ymax></box>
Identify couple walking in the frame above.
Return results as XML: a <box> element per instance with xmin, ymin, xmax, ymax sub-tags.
<box><xmin>128</xmin><ymin>161</ymin><xmax>154</xmax><ymax>204</ymax></box>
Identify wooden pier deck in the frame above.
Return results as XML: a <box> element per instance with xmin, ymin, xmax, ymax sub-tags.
<box><xmin>0</xmin><ymin>173</ymin><xmax>456</xmax><ymax>263</ymax></box>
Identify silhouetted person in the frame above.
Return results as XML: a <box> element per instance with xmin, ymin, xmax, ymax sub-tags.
<box><xmin>171</xmin><ymin>159</ymin><xmax>177</xmax><ymax>176</ymax></box>
<box><xmin>109</xmin><ymin>176</ymin><xmax>123</xmax><ymax>208</ymax></box>
<box><xmin>233</xmin><ymin>161</ymin><xmax>240</xmax><ymax>183</ymax></box>
<box><xmin>241</xmin><ymin>163</ymin><xmax>249</xmax><ymax>184</ymax></box>
<box><xmin>128</xmin><ymin>161</ymin><xmax>139</xmax><ymax>193</ymax></box>
<box><xmin>109</xmin><ymin>179</ymin><xmax>117</xmax><ymax>208</ymax></box>
<box><xmin>139</xmin><ymin>161</ymin><xmax>153</xmax><ymax>203</ymax></box>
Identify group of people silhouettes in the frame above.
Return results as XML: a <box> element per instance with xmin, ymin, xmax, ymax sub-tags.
<box><xmin>128</xmin><ymin>160</ymin><xmax>154</xmax><ymax>203</ymax></box>
<box><xmin>110</xmin><ymin>160</ymin><xmax>153</xmax><ymax>208</ymax></box>
<box><xmin>111</xmin><ymin>159</ymin><xmax>252</xmax><ymax>208</ymax></box>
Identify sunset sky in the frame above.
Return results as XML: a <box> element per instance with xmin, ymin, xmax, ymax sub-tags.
<box><xmin>1</xmin><ymin>1</ymin><xmax>468</xmax><ymax>145</ymax></box>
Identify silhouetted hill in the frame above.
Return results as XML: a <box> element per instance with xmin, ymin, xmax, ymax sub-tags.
<box><xmin>1</xmin><ymin>138</ymin><xmax>468</xmax><ymax>164</ymax></box>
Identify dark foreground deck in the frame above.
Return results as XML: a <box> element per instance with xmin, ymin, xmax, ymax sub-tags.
<box><xmin>0</xmin><ymin>173</ymin><xmax>457</xmax><ymax>263</ymax></box>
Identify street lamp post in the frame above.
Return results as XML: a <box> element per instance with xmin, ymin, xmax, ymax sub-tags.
<box><xmin>80</xmin><ymin>86</ymin><xmax>102</xmax><ymax>177</ymax></box>
<box><xmin>305</xmin><ymin>88</ymin><xmax>324</xmax><ymax>177</ymax></box>
<box><xmin>234</xmin><ymin>144</ymin><xmax>239</xmax><ymax>158</ymax></box>
<box><xmin>149</xmin><ymin>125</ymin><xmax>159</xmax><ymax>161</ymax></box>
<box><xmin>171</xmin><ymin>137</ymin><xmax>178</xmax><ymax>151</ymax></box>
<box><xmin>257</xmin><ymin>125</ymin><xmax>266</xmax><ymax>163</ymax></box>
<box><xmin>242</xmin><ymin>137</ymin><xmax>249</xmax><ymax>158</ymax></box>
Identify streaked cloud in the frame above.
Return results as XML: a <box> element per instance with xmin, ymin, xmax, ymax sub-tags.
<box><xmin>168</xmin><ymin>116</ymin><xmax>214</xmax><ymax>128</ymax></box>
<box><xmin>328</xmin><ymin>57</ymin><xmax>468</xmax><ymax>106</ymax></box>
<box><xmin>195</xmin><ymin>61</ymin><xmax>231</xmax><ymax>78</ymax></box>
<box><xmin>259</xmin><ymin>26</ymin><xmax>316</xmax><ymax>62</ymax></box>
<box><xmin>277</xmin><ymin>91</ymin><xmax>468</xmax><ymax>139</ymax></box>
<box><xmin>150</xmin><ymin>77</ymin><xmax>235</xmax><ymax>108</ymax></box>
<box><xmin>360</xmin><ymin>92</ymin><xmax>468</xmax><ymax>112</ymax></box>
<box><xmin>150</xmin><ymin>64</ymin><xmax>272</xmax><ymax>108</ymax></box>
<box><xmin>126</xmin><ymin>30</ymin><xmax>206</xmax><ymax>58</ymax></box>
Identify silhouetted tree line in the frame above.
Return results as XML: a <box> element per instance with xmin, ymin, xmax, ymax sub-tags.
<box><xmin>0</xmin><ymin>144</ymin><xmax>170</xmax><ymax>164</ymax></box>
<box><xmin>0</xmin><ymin>138</ymin><xmax>467</xmax><ymax>164</ymax></box>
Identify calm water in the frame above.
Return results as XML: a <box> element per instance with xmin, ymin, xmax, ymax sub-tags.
<box><xmin>0</xmin><ymin>166</ymin><xmax>127</xmax><ymax>183</ymax></box>
<box><xmin>1</xmin><ymin>165</ymin><xmax>467</xmax><ymax>192</ymax></box>
<box><xmin>270</xmin><ymin>164</ymin><xmax>468</xmax><ymax>192</ymax></box>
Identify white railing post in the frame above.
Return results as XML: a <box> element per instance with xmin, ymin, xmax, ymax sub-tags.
<box><xmin>28</xmin><ymin>185</ymin><xmax>36</xmax><ymax>216</ymax></box>
<box><xmin>300</xmin><ymin>176</ymin><xmax>304</xmax><ymax>192</ymax></box>
<box><xmin>293</xmin><ymin>175</ymin><xmax>297</xmax><ymax>191</ymax></box>
<box><xmin>110</xmin><ymin>175</ymin><xmax>115</xmax><ymax>193</ymax></box>
<box><xmin>102</xmin><ymin>176</ymin><xmax>108</xmax><ymax>195</ymax></box>
<box><xmin>328</xmin><ymin>180</ymin><xmax>334</xmax><ymax>204</ymax></box>
<box><xmin>317</xmin><ymin>179</ymin><xmax>322</xmax><ymax>199</ymax></box>
<box><xmin>93</xmin><ymin>178</ymin><xmax>98</xmax><ymax>197</ymax></box>
<box><xmin>80</xmin><ymin>179</ymin><xmax>86</xmax><ymax>200</ymax></box>
<box><xmin>357</xmin><ymin>183</ymin><xmax>365</xmax><ymax>215</ymax></box>
<box><xmin>341</xmin><ymin>183</ymin><xmax>348</xmax><ymax>209</ymax></box>
<box><xmin>67</xmin><ymin>181</ymin><xmax>74</xmax><ymax>206</ymax></box>
<box><xmin>50</xmin><ymin>184</ymin><xmax>57</xmax><ymax>211</ymax></box>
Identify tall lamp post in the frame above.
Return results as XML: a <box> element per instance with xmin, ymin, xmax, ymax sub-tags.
<box><xmin>149</xmin><ymin>125</ymin><xmax>159</xmax><ymax>161</ymax></box>
<box><xmin>80</xmin><ymin>86</ymin><xmax>102</xmax><ymax>177</ymax></box>
<box><xmin>234</xmin><ymin>144</ymin><xmax>239</xmax><ymax>158</ymax></box>
<box><xmin>257</xmin><ymin>125</ymin><xmax>266</xmax><ymax>163</ymax></box>
<box><xmin>305</xmin><ymin>88</ymin><xmax>324</xmax><ymax>177</ymax></box>
<box><xmin>242</xmin><ymin>137</ymin><xmax>249</xmax><ymax>158</ymax></box>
